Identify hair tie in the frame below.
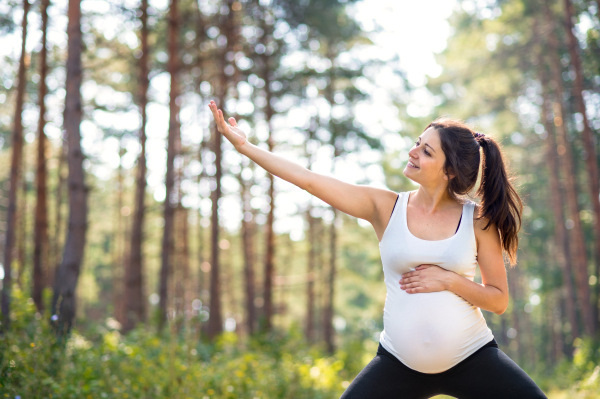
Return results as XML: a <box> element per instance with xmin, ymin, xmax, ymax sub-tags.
<box><xmin>474</xmin><ymin>132</ymin><xmax>485</xmax><ymax>139</ymax></box>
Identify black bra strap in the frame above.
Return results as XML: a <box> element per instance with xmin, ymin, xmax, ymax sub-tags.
<box><xmin>455</xmin><ymin>214</ymin><xmax>462</xmax><ymax>233</ymax></box>
<box><xmin>389</xmin><ymin>194</ymin><xmax>400</xmax><ymax>223</ymax></box>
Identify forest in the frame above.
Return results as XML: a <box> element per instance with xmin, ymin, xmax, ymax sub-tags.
<box><xmin>0</xmin><ymin>0</ymin><xmax>599</xmax><ymax>397</ymax></box>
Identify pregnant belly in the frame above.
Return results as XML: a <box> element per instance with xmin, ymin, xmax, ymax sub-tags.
<box><xmin>381</xmin><ymin>289</ymin><xmax>491</xmax><ymax>374</ymax></box>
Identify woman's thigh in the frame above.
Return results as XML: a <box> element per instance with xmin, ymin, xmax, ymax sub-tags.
<box><xmin>339</xmin><ymin>352</ymin><xmax>435</xmax><ymax>399</ymax></box>
<box><xmin>440</xmin><ymin>347</ymin><xmax>548</xmax><ymax>399</ymax></box>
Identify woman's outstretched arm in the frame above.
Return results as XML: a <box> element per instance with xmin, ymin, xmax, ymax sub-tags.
<box><xmin>208</xmin><ymin>101</ymin><xmax>397</xmax><ymax>240</ymax></box>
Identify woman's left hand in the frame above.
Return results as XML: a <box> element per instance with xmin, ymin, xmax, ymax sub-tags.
<box><xmin>400</xmin><ymin>264</ymin><xmax>454</xmax><ymax>294</ymax></box>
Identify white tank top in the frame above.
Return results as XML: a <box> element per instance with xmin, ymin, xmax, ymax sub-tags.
<box><xmin>378</xmin><ymin>190</ymin><xmax>494</xmax><ymax>374</ymax></box>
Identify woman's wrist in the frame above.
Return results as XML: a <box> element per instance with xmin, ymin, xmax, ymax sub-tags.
<box><xmin>236</xmin><ymin>139</ymin><xmax>251</xmax><ymax>155</ymax></box>
<box><xmin>444</xmin><ymin>271</ymin><xmax>458</xmax><ymax>291</ymax></box>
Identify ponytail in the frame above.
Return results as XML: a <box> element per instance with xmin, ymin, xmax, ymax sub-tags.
<box><xmin>475</xmin><ymin>135</ymin><xmax>523</xmax><ymax>266</ymax></box>
<box><xmin>428</xmin><ymin>117</ymin><xmax>523</xmax><ymax>266</ymax></box>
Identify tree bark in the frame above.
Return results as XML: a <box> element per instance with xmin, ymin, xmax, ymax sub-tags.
<box><xmin>33</xmin><ymin>0</ymin><xmax>50</xmax><ymax>313</ymax></box>
<box><xmin>208</xmin><ymin>0</ymin><xmax>238</xmax><ymax>340</ymax></box>
<box><xmin>51</xmin><ymin>0</ymin><xmax>87</xmax><ymax>338</ymax></box>
<box><xmin>545</xmin><ymin>1</ymin><xmax>595</xmax><ymax>336</ymax></box>
<box><xmin>306</xmin><ymin>209</ymin><xmax>316</xmax><ymax>343</ymax></box>
<box><xmin>323</xmin><ymin>48</ymin><xmax>338</xmax><ymax>352</ymax></box>
<box><xmin>17</xmin><ymin>165</ymin><xmax>28</xmax><ymax>289</ymax></box>
<box><xmin>1</xmin><ymin>0</ymin><xmax>30</xmax><ymax>333</ymax></box>
<box><xmin>159</xmin><ymin>0</ymin><xmax>180</xmax><ymax>332</ymax></box>
<box><xmin>123</xmin><ymin>0</ymin><xmax>149</xmax><ymax>334</ymax></box>
<box><xmin>113</xmin><ymin>143</ymin><xmax>125</xmax><ymax>323</ymax></box>
<box><xmin>537</xmin><ymin>48</ymin><xmax>580</xmax><ymax>339</ymax></box>
<box><xmin>194</xmin><ymin>0</ymin><xmax>207</xmax><ymax>338</ymax></box>
<box><xmin>261</xmin><ymin>24</ymin><xmax>276</xmax><ymax>332</ymax></box>
<box><xmin>324</xmin><ymin>208</ymin><xmax>336</xmax><ymax>353</ymax></box>
<box><xmin>239</xmin><ymin>166</ymin><xmax>256</xmax><ymax>335</ymax></box>
<box><xmin>562</xmin><ymin>0</ymin><xmax>599</xmax><ymax>334</ymax></box>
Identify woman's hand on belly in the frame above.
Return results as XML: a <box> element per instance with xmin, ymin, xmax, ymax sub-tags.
<box><xmin>399</xmin><ymin>264</ymin><xmax>453</xmax><ymax>294</ymax></box>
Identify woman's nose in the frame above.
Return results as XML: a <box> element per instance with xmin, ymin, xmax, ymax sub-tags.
<box><xmin>408</xmin><ymin>146</ymin><xmax>418</xmax><ymax>158</ymax></box>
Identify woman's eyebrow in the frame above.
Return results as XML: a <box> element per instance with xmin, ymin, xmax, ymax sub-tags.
<box><xmin>424</xmin><ymin>143</ymin><xmax>436</xmax><ymax>153</ymax></box>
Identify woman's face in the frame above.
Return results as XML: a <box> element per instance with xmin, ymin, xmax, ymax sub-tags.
<box><xmin>403</xmin><ymin>127</ymin><xmax>451</xmax><ymax>187</ymax></box>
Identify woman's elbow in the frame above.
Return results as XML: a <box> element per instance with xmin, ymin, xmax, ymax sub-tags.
<box><xmin>495</xmin><ymin>295</ymin><xmax>509</xmax><ymax>315</ymax></box>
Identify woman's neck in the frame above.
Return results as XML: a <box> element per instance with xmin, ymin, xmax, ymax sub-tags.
<box><xmin>412</xmin><ymin>185</ymin><xmax>457</xmax><ymax>214</ymax></box>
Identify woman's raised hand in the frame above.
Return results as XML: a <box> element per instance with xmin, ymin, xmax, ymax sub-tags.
<box><xmin>208</xmin><ymin>100</ymin><xmax>247</xmax><ymax>151</ymax></box>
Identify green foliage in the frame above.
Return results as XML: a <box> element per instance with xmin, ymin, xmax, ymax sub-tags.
<box><xmin>1</xmin><ymin>289</ymin><xmax>370</xmax><ymax>398</ymax></box>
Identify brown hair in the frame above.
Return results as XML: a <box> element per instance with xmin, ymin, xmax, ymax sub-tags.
<box><xmin>425</xmin><ymin>117</ymin><xmax>523</xmax><ymax>266</ymax></box>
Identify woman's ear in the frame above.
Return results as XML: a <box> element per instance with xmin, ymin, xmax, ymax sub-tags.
<box><xmin>443</xmin><ymin>167</ymin><xmax>456</xmax><ymax>181</ymax></box>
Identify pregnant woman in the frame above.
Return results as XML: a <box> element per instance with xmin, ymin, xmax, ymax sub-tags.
<box><xmin>208</xmin><ymin>101</ymin><xmax>547</xmax><ymax>398</ymax></box>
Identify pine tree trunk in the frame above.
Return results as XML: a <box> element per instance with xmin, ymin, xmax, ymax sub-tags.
<box><xmin>323</xmin><ymin>49</ymin><xmax>338</xmax><ymax>352</ymax></box>
<box><xmin>537</xmin><ymin>49</ymin><xmax>580</xmax><ymax>339</ymax></box>
<box><xmin>194</xmin><ymin>0</ymin><xmax>207</xmax><ymax>338</ymax></box>
<box><xmin>1</xmin><ymin>0</ymin><xmax>30</xmax><ymax>333</ymax></box>
<box><xmin>123</xmin><ymin>0</ymin><xmax>149</xmax><ymax>333</ymax></box>
<box><xmin>51</xmin><ymin>0</ymin><xmax>87</xmax><ymax>338</ymax></box>
<box><xmin>113</xmin><ymin>144</ymin><xmax>125</xmax><ymax>323</ymax></box>
<box><xmin>17</xmin><ymin>167</ymin><xmax>27</xmax><ymax>289</ymax></box>
<box><xmin>306</xmin><ymin>209</ymin><xmax>315</xmax><ymax>343</ymax></box>
<box><xmin>545</xmin><ymin>2</ymin><xmax>595</xmax><ymax>335</ymax></box>
<box><xmin>259</xmin><ymin>16</ymin><xmax>276</xmax><ymax>333</ymax></box>
<box><xmin>158</xmin><ymin>0</ymin><xmax>180</xmax><ymax>332</ymax></box>
<box><xmin>324</xmin><ymin>208</ymin><xmax>336</xmax><ymax>353</ymax></box>
<box><xmin>208</xmin><ymin>0</ymin><xmax>238</xmax><ymax>340</ymax></box>
<box><xmin>33</xmin><ymin>0</ymin><xmax>50</xmax><ymax>313</ymax></box>
<box><xmin>50</xmin><ymin>145</ymin><xmax>66</xmax><ymax>290</ymax></box>
<box><xmin>239</xmin><ymin>167</ymin><xmax>256</xmax><ymax>335</ymax></box>
<box><xmin>563</xmin><ymin>0</ymin><xmax>599</xmax><ymax>334</ymax></box>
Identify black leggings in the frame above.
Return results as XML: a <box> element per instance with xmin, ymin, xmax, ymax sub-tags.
<box><xmin>340</xmin><ymin>339</ymin><xmax>548</xmax><ymax>399</ymax></box>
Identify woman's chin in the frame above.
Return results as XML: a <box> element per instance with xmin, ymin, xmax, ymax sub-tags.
<box><xmin>403</xmin><ymin>168</ymin><xmax>418</xmax><ymax>183</ymax></box>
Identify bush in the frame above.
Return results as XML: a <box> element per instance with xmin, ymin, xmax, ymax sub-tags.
<box><xmin>0</xmin><ymin>289</ymin><xmax>366</xmax><ymax>398</ymax></box>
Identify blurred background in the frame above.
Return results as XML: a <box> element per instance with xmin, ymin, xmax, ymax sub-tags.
<box><xmin>0</xmin><ymin>0</ymin><xmax>599</xmax><ymax>397</ymax></box>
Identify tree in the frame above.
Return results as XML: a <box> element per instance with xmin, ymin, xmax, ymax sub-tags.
<box><xmin>33</xmin><ymin>0</ymin><xmax>50</xmax><ymax>313</ymax></box>
<box><xmin>159</xmin><ymin>0</ymin><xmax>181</xmax><ymax>332</ymax></box>
<box><xmin>537</xmin><ymin>48</ymin><xmax>580</xmax><ymax>340</ymax></box>
<box><xmin>562</xmin><ymin>0</ymin><xmax>600</xmax><ymax>334</ymax></box>
<box><xmin>1</xmin><ymin>0</ymin><xmax>30</xmax><ymax>333</ymax></box>
<box><xmin>51</xmin><ymin>0</ymin><xmax>88</xmax><ymax>337</ymax></box>
<box><xmin>123</xmin><ymin>0</ymin><xmax>150</xmax><ymax>334</ymax></box>
<box><xmin>208</xmin><ymin>0</ymin><xmax>241</xmax><ymax>340</ymax></box>
<box><xmin>544</xmin><ymin>0</ymin><xmax>595</xmax><ymax>336</ymax></box>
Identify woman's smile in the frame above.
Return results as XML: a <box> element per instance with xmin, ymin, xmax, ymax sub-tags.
<box><xmin>408</xmin><ymin>160</ymin><xmax>420</xmax><ymax>169</ymax></box>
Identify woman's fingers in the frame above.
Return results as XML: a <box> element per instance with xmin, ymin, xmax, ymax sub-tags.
<box><xmin>229</xmin><ymin>117</ymin><xmax>238</xmax><ymax>127</ymax></box>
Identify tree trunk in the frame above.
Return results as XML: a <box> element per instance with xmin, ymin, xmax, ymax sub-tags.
<box><xmin>323</xmin><ymin>49</ymin><xmax>338</xmax><ymax>352</ymax></box>
<box><xmin>51</xmin><ymin>0</ymin><xmax>87</xmax><ymax>338</ymax></box>
<box><xmin>563</xmin><ymin>0</ymin><xmax>600</xmax><ymax>334</ymax></box>
<box><xmin>1</xmin><ymin>0</ymin><xmax>30</xmax><ymax>333</ymax></box>
<box><xmin>33</xmin><ymin>0</ymin><xmax>50</xmax><ymax>313</ymax></box>
<box><xmin>537</xmin><ymin>49</ymin><xmax>580</xmax><ymax>339</ymax></box>
<box><xmin>194</xmin><ymin>0</ymin><xmax>207</xmax><ymax>338</ymax></box>
<box><xmin>159</xmin><ymin>0</ymin><xmax>180</xmax><ymax>332</ymax></box>
<box><xmin>258</xmin><ymin>14</ymin><xmax>276</xmax><ymax>333</ymax></box>
<box><xmin>239</xmin><ymin>166</ymin><xmax>256</xmax><ymax>335</ymax></box>
<box><xmin>324</xmin><ymin>208</ymin><xmax>337</xmax><ymax>353</ymax></box>
<box><xmin>113</xmin><ymin>143</ymin><xmax>125</xmax><ymax>323</ymax></box>
<box><xmin>123</xmin><ymin>0</ymin><xmax>149</xmax><ymax>334</ymax></box>
<box><xmin>305</xmin><ymin>209</ymin><xmax>316</xmax><ymax>342</ymax></box>
<box><xmin>50</xmin><ymin>145</ymin><xmax>66</xmax><ymax>290</ymax></box>
<box><xmin>545</xmin><ymin>1</ymin><xmax>595</xmax><ymax>336</ymax></box>
<box><xmin>17</xmin><ymin>165</ymin><xmax>28</xmax><ymax>289</ymax></box>
<box><xmin>208</xmin><ymin>0</ymin><xmax>238</xmax><ymax>340</ymax></box>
